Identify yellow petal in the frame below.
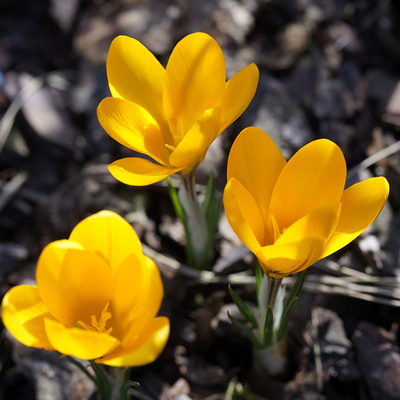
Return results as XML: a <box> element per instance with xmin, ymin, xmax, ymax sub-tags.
<box><xmin>168</xmin><ymin>108</ymin><xmax>221</xmax><ymax>169</ymax></box>
<box><xmin>126</xmin><ymin>256</ymin><xmax>164</xmax><ymax>326</ymax></box>
<box><xmin>69</xmin><ymin>210</ymin><xmax>143</xmax><ymax>274</ymax></box>
<box><xmin>107</xmin><ymin>36</ymin><xmax>168</xmax><ymax>133</ymax></box>
<box><xmin>273</xmin><ymin>202</ymin><xmax>341</xmax><ymax>245</ymax></box>
<box><xmin>322</xmin><ymin>177</ymin><xmax>390</xmax><ymax>258</ymax></box>
<box><xmin>97</xmin><ymin>97</ymin><xmax>171</xmax><ymax>165</ymax></box>
<box><xmin>219</xmin><ymin>63</ymin><xmax>259</xmax><ymax>133</ymax></box>
<box><xmin>163</xmin><ymin>32</ymin><xmax>226</xmax><ymax>135</ymax></box>
<box><xmin>37</xmin><ymin>243</ymin><xmax>114</xmax><ymax>327</ymax></box>
<box><xmin>227</xmin><ymin>127</ymin><xmax>286</xmax><ymax>227</ymax></box>
<box><xmin>256</xmin><ymin>236</ymin><xmax>325</xmax><ymax>278</ymax></box>
<box><xmin>223</xmin><ymin>178</ymin><xmax>265</xmax><ymax>251</ymax></box>
<box><xmin>268</xmin><ymin>139</ymin><xmax>346</xmax><ymax>231</ymax></box>
<box><xmin>1</xmin><ymin>285</ymin><xmax>54</xmax><ymax>349</ymax></box>
<box><xmin>108</xmin><ymin>157</ymin><xmax>181</xmax><ymax>186</ymax></box>
<box><xmin>45</xmin><ymin>318</ymin><xmax>120</xmax><ymax>360</ymax></box>
<box><xmin>109</xmin><ymin>253</ymin><xmax>143</xmax><ymax>338</ymax></box>
<box><xmin>98</xmin><ymin>317</ymin><xmax>170</xmax><ymax>367</ymax></box>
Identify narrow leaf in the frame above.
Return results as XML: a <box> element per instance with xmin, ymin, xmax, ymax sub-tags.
<box><xmin>277</xmin><ymin>270</ymin><xmax>307</xmax><ymax>340</ymax></box>
<box><xmin>167</xmin><ymin>178</ymin><xmax>195</xmax><ymax>266</ymax></box>
<box><xmin>208</xmin><ymin>193</ymin><xmax>223</xmax><ymax>235</ymax></box>
<box><xmin>255</xmin><ymin>259</ymin><xmax>264</xmax><ymax>297</ymax></box>
<box><xmin>278</xmin><ymin>297</ymin><xmax>298</xmax><ymax>341</ymax></box>
<box><xmin>228</xmin><ymin>285</ymin><xmax>258</xmax><ymax>329</ymax></box>
<box><xmin>227</xmin><ymin>311</ymin><xmax>260</xmax><ymax>350</ymax></box>
<box><xmin>264</xmin><ymin>305</ymin><xmax>274</xmax><ymax>347</ymax></box>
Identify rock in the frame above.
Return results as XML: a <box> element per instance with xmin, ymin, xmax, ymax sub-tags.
<box><xmin>12</xmin><ymin>73</ymin><xmax>78</xmax><ymax>151</ymax></box>
<box><xmin>3</xmin><ymin>333</ymin><xmax>95</xmax><ymax>400</ymax></box>
<box><xmin>307</xmin><ymin>307</ymin><xmax>361</xmax><ymax>383</ymax></box>
<box><xmin>353</xmin><ymin>321</ymin><xmax>400</xmax><ymax>400</ymax></box>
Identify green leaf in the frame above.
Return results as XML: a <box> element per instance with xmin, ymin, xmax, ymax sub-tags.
<box><xmin>255</xmin><ymin>259</ymin><xmax>264</xmax><ymax>297</ymax></box>
<box><xmin>263</xmin><ymin>305</ymin><xmax>274</xmax><ymax>347</ymax></box>
<box><xmin>167</xmin><ymin>178</ymin><xmax>195</xmax><ymax>266</ymax></box>
<box><xmin>227</xmin><ymin>311</ymin><xmax>260</xmax><ymax>350</ymax></box>
<box><xmin>167</xmin><ymin>178</ymin><xmax>187</xmax><ymax>226</ymax></box>
<box><xmin>228</xmin><ymin>285</ymin><xmax>258</xmax><ymax>329</ymax></box>
<box><xmin>90</xmin><ymin>360</ymin><xmax>112</xmax><ymax>400</ymax></box>
<box><xmin>278</xmin><ymin>297</ymin><xmax>298</xmax><ymax>340</ymax></box>
<box><xmin>121</xmin><ymin>380</ymin><xmax>140</xmax><ymax>400</ymax></box>
<box><xmin>277</xmin><ymin>270</ymin><xmax>307</xmax><ymax>340</ymax></box>
<box><xmin>208</xmin><ymin>193</ymin><xmax>223</xmax><ymax>235</ymax></box>
<box><xmin>202</xmin><ymin>170</ymin><xmax>216</xmax><ymax>217</ymax></box>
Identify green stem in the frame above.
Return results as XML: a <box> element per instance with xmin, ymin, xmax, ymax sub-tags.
<box><xmin>179</xmin><ymin>172</ymin><xmax>210</xmax><ymax>269</ymax></box>
<box><xmin>266</xmin><ymin>277</ymin><xmax>282</xmax><ymax>310</ymax></box>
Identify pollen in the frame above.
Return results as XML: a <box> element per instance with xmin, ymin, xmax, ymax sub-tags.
<box><xmin>78</xmin><ymin>303</ymin><xmax>113</xmax><ymax>335</ymax></box>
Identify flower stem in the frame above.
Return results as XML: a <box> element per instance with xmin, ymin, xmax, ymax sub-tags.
<box><xmin>179</xmin><ymin>172</ymin><xmax>211</xmax><ymax>269</ymax></box>
<box><xmin>254</xmin><ymin>275</ymin><xmax>287</xmax><ymax>376</ymax></box>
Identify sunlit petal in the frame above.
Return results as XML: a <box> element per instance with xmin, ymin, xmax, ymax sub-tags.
<box><xmin>323</xmin><ymin>177</ymin><xmax>390</xmax><ymax>258</ymax></box>
<box><xmin>37</xmin><ymin>244</ymin><xmax>114</xmax><ymax>327</ymax></box>
<box><xmin>1</xmin><ymin>285</ymin><xmax>54</xmax><ymax>350</ymax></box>
<box><xmin>223</xmin><ymin>178</ymin><xmax>265</xmax><ymax>251</ymax></box>
<box><xmin>69</xmin><ymin>210</ymin><xmax>143</xmax><ymax>274</ymax></box>
<box><xmin>269</xmin><ymin>139</ymin><xmax>346</xmax><ymax>230</ymax></box>
<box><xmin>110</xmin><ymin>253</ymin><xmax>143</xmax><ymax>338</ymax></box>
<box><xmin>108</xmin><ymin>157</ymin><xmax>181</xmax><ymax>186</ymax></box>
<box><xmin>45</xmin><ymin>318</ymin><xmax>120</xmax><ymax>360</ymax></box>
<box><xmin>219</xmin><ymin>63</ymin><xmax>259</xmax><ymax>133</ymax></box>
<box><xmin>97</xmin><ymin>97</ymin><xmax>171</xmax><ymax>165</ymax></box>
<box><xmin>98</xmin><ymin>317</ymin><xmax>170</xmax><ymax>367</ymax></box>
<box><xmin>256</xmin><ymin>236</ymin><xmax>325</xmax><ymax>278</ymax></box>
<box><xmin>227</xmin><ymin>127</ymin><xmax>286</xmax><ymax>226</ymax></box>
<box><xmin>163</xmin><ymin>32</ymin><xmax>226</xmax><ymax>135</ymax></box>
<box><xmin>273</xmin><ymin>202</ymin><xmax>341</xmax><ymax>245</ymax></box>
<box><xmin>107</xmin><ymin>36</ymin><xmax>168</xmax><ymax>132</ymax></box>
<box><xmin>127</xmin><ymin>257</ymin><xmax>164</xmax><ymax>324</ymax></box>
<box><xmin>169</xmin><ymin>108</ymin><xmax>221</xmax><ymax>168</ymax></box>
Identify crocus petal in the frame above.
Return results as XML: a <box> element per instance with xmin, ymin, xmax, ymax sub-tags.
<box><xmin>256</xmin><ymin>236</ymin><xmax>325</xmax><ymax>278</ymax></box>
<box><xmin>98</xmin><ymin>317</ymin><xmax>170</xmax><ymax>367</ymax></box>
<box><xmin>37</xmin><ymin>243</ymin><xmax>114</xmax><ymax>327</ymax></box>
<box><xmin>219</xmin><ymin>63</ymin><xmax>259</xmax><ymax>133</ymax></box>
<box><xmin>107</xmin><ymin>36</ymin><xmax>168</xmax><ymax>133</ymax></box>
<box><xmin>97</xmin><ymin>97</ymin><xmax>171</xmax><ymax>165</ymax></box>
<box><xmin>322</xmin><ymin>177</ymin><xmax>390</xmax><ymax>258</ymax></box>
<box><xmin>163</xmin><ymin>32</ymin><xmax>226</xmax><ymax>135</ymax></box>
<box><xmin>126</xmin><ymin>257</ymin><xmax>164</xmax><ymax>326</ymax></box>
<box><xmin>110</xmin><ymin>253</ymin><xmax>143</xmax><ymax>338</ymax></box>
<box><xmin>1</xmin><ymin>285</ymin><xmax>54</xmax><ymax>350</ymax></box>
<box><xmin>69</xmin><ymin>210</ymin><xmax>143</xmax><ymax>274</ymax></box>
<box><xmin>169</xmin><ymin>108</ymin><xmax>221</xmax><ymax>169</ymax></box>
<box><xmin>45</xmin><ymin>318</ymin><xmax>120</xmax><ymax>360</ymax></box>
<box><xmin>223</xmin><ymin>178</ymin><xmax>265</xmax><ymax>251</ymax></box>
<box><xmin>108</xmin><ymin>157</ymin><xmax>181</xmax><ymax>186</ymax></box>
<box><xmin>268</xmin><ymin>139</ymin><xmax>346</xmax><ymax>231</ymax></box>
<box><xmin>227</xmin><ymin>127</ymin><xmax>286</xmax><ymax>227</ymax></box>
<box><xmin>273</xmin><ymin>202</ymin><xmax>341</xmax><ymax>245</ymax></box>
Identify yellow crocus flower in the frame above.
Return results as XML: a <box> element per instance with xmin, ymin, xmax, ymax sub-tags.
<box><xmin>1</xmin><ymin>211</ymin><xmax>169</xmax><ymax>367</ymax></box>
<box><xmin>223</xmin><ymin>127</ymin><xmax>390</xmax><ymax>278</ymax></box>
<box><xmin>97</xmin><ymin>32</ymin><xmax>259</xmax><ymax>185</ymax></box>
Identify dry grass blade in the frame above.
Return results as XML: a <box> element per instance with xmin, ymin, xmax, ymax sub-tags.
<box><xmin>145</xmin><ymin>244</ymin><xmax>400</xmax><ymax>307</ymax></box>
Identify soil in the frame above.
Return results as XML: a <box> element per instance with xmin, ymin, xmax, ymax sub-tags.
<box><xmin>0</xmin><ymin>1</ymin><xmax>400</xmax><ymax>399</ymax></box>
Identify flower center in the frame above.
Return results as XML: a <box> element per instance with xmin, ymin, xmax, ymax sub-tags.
<box><xmin>78</xmin><ymin>303</ymin><xmax>113</xmax><ymax>335</ymax></box>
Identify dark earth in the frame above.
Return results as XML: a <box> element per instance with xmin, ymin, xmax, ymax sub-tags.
<box><xmin>1</xmin><ymin>0</ymin><xmax>400</xmax><ymax>399</ymax></box>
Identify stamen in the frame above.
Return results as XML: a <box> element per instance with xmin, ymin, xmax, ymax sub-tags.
<box><xmin>78</xmin><ymin>303</ymin><xmax>113</xmax><ymax>335</ymax></box>
<box><xmin>165</xmin><ymin>143</ymin><xmax>175</xmax><ymax>152</ymax></box>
